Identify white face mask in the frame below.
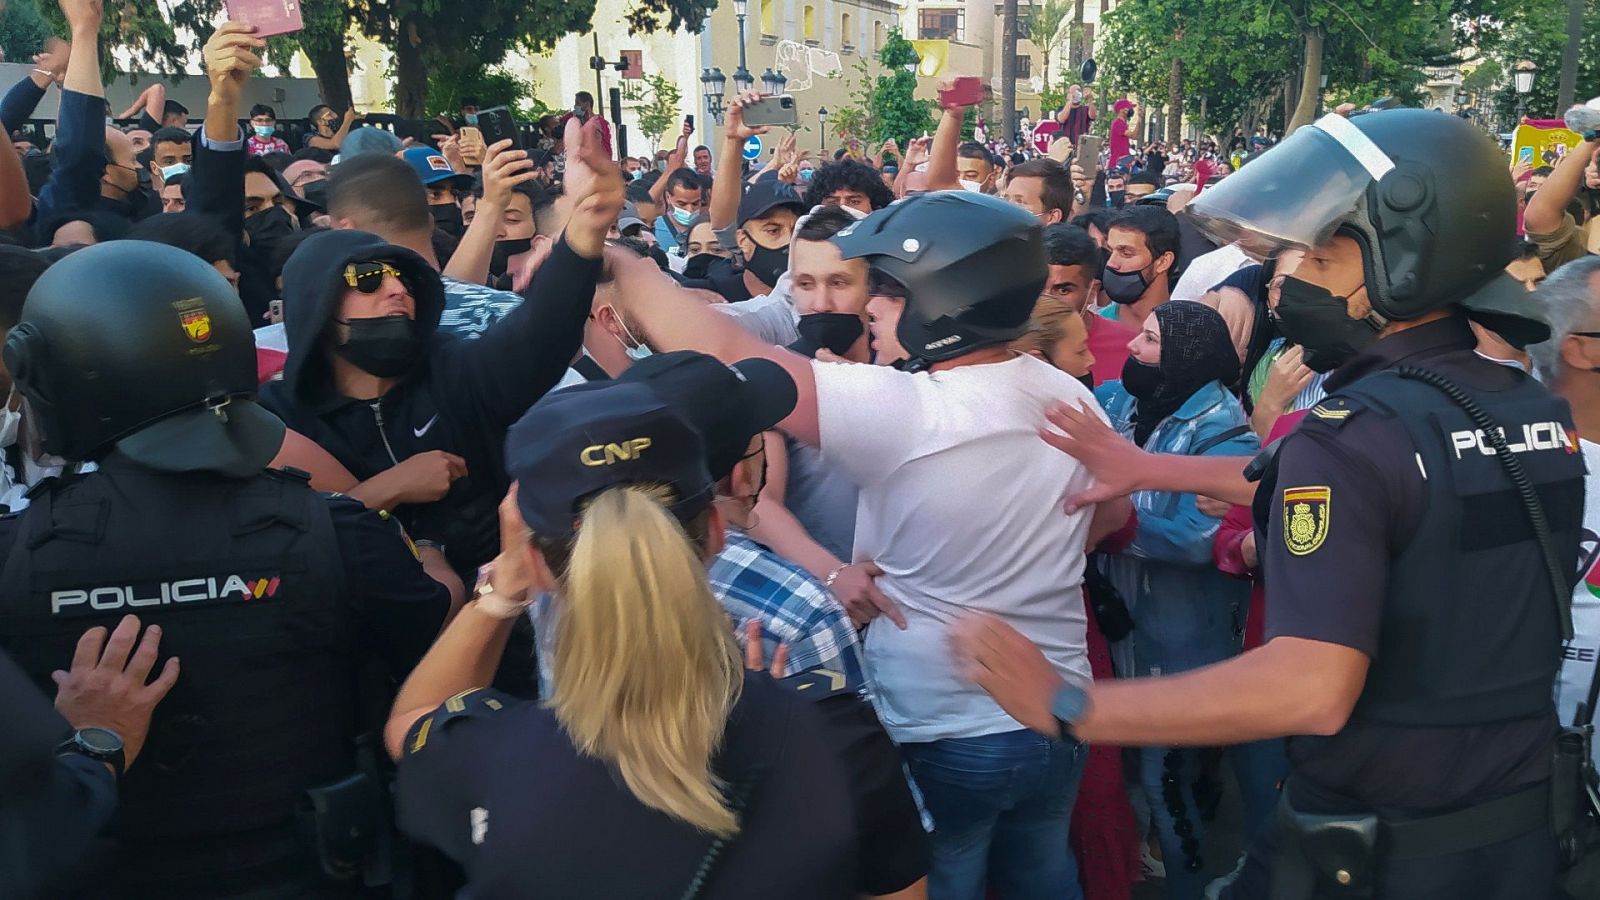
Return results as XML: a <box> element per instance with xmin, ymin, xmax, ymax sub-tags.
<box><xmin>959</xmin><ymin>179</ymin><xmax>983</xmax><ymax>193</ymax></box>
<box><xmin>0</xmin><ymin>387</ymin><xmax>18</xmax><ymax>448</ymax></box>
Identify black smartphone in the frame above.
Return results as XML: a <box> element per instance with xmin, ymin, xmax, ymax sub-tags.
<box><xmin>685</xmin><ymin>114</ymin><xmax>695</xmax><ymax>131</ymax></box>
<box><xmin>475</xmin><ymin>105</ymin><xmax>521</xmax><ymax>151</ymax></box>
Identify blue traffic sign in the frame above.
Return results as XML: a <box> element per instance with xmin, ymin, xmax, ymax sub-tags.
<box><xmin>742</xmin><ymin>135</ymin><xmax>763</xmax><ymax>161</ymax></box>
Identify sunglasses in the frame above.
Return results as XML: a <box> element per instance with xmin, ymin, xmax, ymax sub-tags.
<box><xmin>344</xmin><ymin>261</ymin><xmax>404</xmax><ymax>293</ymax></box>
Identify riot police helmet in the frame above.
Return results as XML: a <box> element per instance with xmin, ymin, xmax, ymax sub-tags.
<box><xmin>1186</xmin><ymin>109</ymin><xmax>1518</xmax><ymax>321</ymax></box>
<box><xmin>4</xmin><ymin>240</ymin><xmax>284</xmax><ymax>476</ymax></box>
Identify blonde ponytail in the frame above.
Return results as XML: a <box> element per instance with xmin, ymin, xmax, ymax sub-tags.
<box><xmin>544</xmin><ymin>485</ymin><xmax>745</xmax><ymax>837</ymax></box>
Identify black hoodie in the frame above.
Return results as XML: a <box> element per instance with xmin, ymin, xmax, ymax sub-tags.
<box><xmin>259</xmin><ymin>229</ymin><xmax>601</xmax><ymax>576</ymax></box>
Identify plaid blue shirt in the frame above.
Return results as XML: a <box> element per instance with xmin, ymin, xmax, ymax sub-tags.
<box><xmin>708</xmin><ymin>532</ymin><xmax>865</xmax><ymax>688</ymax></box>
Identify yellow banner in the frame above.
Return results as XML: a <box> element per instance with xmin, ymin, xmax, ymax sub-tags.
<box><xmin>909</xmin><ymin>40</ymin><xmax>949</xmax><ymax>79</ymax></box>
<box><xmin>1512</xmin><ymin>122</ymin><xmax>1582</xmax><ymax>168</ymax></box>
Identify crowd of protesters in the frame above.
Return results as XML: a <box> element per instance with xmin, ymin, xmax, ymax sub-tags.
<box><xmin>2</xmin><ymin>2</ymin><xmax>1600</xmax><ymax>900</ymax></box>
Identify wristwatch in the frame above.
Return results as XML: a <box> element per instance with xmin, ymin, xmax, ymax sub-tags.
<box><xmin>57</xmin><ymin>727</ymin><xmax>126</xmax><ymax>778</ymax></box>
<box><xmin>1050</xmin><ymin>683</ymin><xmax>1091</xmax><ymax>740</ymax></box>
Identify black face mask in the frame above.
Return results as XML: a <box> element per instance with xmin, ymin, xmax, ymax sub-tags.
<box><xmin>1076</xmin><ymin>371</ymin><xmax>1096</xmax><ymax>393</ymax></box>
<box><xmin>1120</xmin><ymin>356</ymin><xmax>1162</xmax><ymax>400</ymax></box>
<box><xmin>430</xmin><ymin>204</ymin><xmax>464</xmax><ymax>238</ymax></box>
<box><xmin>683</xmin><ymin>252</ymin><xmax>719</xmax><ymax>280</ymax></box>
<box><xmin>244</xmin><ymin>205</ymin><xmax>297</xmax><ymax>252</ymax></box>
<box><xmin>1108</xmin><ymin>190</ymin><xmax>1127</xmax><ymax>208</ymax></box>
<box><xmin>335</xmin><ymin>314</ymin><xmax>422</xmax><ymax>378</ymax></box>
<box><xmin>490</xmin><ymin>237</ymin><xmax>532</xmax><ymax>277</ymax></box>
<box><xmin>743</xmin><ymin>240</ymin><xmax>789</xmax><ymax>288</ymax></box>
<box><xmin>790</xmin><ymin>312</ymin><xmax>865</xmax><ymax>358</ymax></box>
<box><xmin>1101</xmin><ymin>261</ymin><xmax>1152</xmax><ymax>305</ymax></box>
<box><xmin>1275</xmin><ymin>275</ymin><xmax>1378</xmax><ymax>373</ymax></box>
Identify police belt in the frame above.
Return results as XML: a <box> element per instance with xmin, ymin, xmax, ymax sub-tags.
<box><xmin>1282</xmin><ymin>778</ymin><xmax>1550</xmax><ymax>862</ymax></box>
<box><xmin>1381</xmin><ymin>782</ymin><xmax>1550</xmax><ymax>859</ymax></box>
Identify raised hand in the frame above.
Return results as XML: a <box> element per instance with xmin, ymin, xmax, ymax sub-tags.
<box><xmin>203</xmin><ymin>23</ymin><xmax>264</xmax><ymax>100</ymax></box>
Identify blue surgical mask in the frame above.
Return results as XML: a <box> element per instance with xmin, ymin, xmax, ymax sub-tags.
<box><xmin>616</xmin><ymin>318</ymin><xmax>652</xmax><ymax>361</ymax></box>
<box><xmin>464</xmin><ymin>113</ymin><xmax>479</xmax><ymax>126</ymax></box>
<box><xmin>629</xmin><ymin>169</ymin><xmax>644</xmax><ymax>181</ymax></box>
<box><xmin>799</xmin><ymin>168</ymin><xmax>815</xmax><ymax>183</ymax></box>
<box><xmin>160</xmin><ymin>162</ymin><xmax>190</xmax><ymax>180</ymax></box>
<box><xmin>253</xmin><ymin>124</ymin><xmax>276</xmax><ymax>138</ymax></box>
<box><xmin>670</xmin><ymin>206</ymin><xmax>696</xmax><ymax>226</ymax></box>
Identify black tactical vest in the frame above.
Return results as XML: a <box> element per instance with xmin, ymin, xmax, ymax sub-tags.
<box><xmin>0</xmin><ymin>460</ymin><xmax>357</xmax><ymax>891</ymax></box>
<box><xmin>1263</xmin><ymin>367</ymin><xmax>1585</xmax><ymax>727</ymax></box>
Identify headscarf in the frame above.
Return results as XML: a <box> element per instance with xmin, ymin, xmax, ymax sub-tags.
<box><xmin>1131</xmin><ymin>300</ymin><xmax>1240</xmax><ymax>446</ymax></box>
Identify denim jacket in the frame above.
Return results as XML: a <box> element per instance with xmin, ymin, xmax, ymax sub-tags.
<box><xmin>1094</xmin><ymin>380</ymin><xmax>1260</xmax><ymax>677</ymax></box>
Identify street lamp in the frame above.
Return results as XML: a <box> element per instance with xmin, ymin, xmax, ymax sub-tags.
<box><xmin>701</xmin><ymin>67</ymin><xmax>728</xmax><ymax>124</ymax></box>
<box><xmin>818</xmin><ymin>106</ymin><xmax>829</xmax><ymax>152</ymax></box>
<box><xmin>762</xmin><ymin>68</ymin><xmax>787</xmax><ymax>96</ymax></box>
<box><xmin>733</xmin><ymin>0</ymin><xmax>753</xmax><ymax>96</ymax></box>
<box><xmin>1514</xmin><ymin>59</ymin><xmax>1537</xmax><ymax>122</ymax></box>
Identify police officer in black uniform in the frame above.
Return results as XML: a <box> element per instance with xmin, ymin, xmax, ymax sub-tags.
<box><xmin>0</xmin><ymin>241</ymin><xmax>453</xmax><ymax>898</ymax></box>
<box><xmin>952</xmin><ymin>109</ymin><xmax>1585</xmax><ymax>899</ymax></box>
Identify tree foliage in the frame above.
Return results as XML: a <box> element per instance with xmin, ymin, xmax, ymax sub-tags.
<box><xmin>1466</xmin><ymin>0</ymin><xmax>1599</xmax><ymax>125</ymax></box>
<box><xmin>1098</xmin><ymin>0</ymin><xmax>1455</xmax><ymax>137</ymax></box>
<box><xmin>45</xmin><ymin>0</ymin><xmax>721</xmax><ymax>116</ymax></box>
<box><xmin>863</xmin><ymin>27</ymin><xmax>933</xmax><ymax>146</ymax></box>
<box><xmin>630</xmin><ymin>72</ymin><xmax>682</xmax><ymax>151</ymax></box>
<box><xmin>1025</xmin><ymin>0</ymin><xmax>1069</xmax><ymax>88</ymax></box>
<box><xmin>426</xmin><ymin>66</ymin><xmax>553</xmax><ymax>120</ymax></box>
<box><xmin>0</xmin><ymin>0</ymin><xmax>51</xmax><ymax>63</ymax></box>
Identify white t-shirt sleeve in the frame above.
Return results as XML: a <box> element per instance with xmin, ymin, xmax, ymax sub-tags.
<box><xmin>813</xmin><ymin>360</ymin><xmax>923</xmax><ymax>485</ymax></box>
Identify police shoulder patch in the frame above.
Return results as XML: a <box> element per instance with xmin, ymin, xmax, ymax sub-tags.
<box><xmin>780</xmin><ymin>667</ymin><xmax>851</xmax><ymax>701</ymax></box>
<box><xmin>1282</xmin><ymin>485</ymin><xmax>1331</xmax><ymax>555</ymax></box>
<box><xmin>408</xmin><ymin>688</ymin><xmax>510</xmax><ymax>755</ymax></box>
<box><xmin>1305</xmin><ymin>397</ymin><xmax>1360</xmax><ymax>428</ymax></box>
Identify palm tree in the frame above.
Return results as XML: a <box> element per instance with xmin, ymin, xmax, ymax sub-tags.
<box><xmin>1027</xmin><ymin>0</ymin><xmax>1071</xmax><ymax>90</ymax></box>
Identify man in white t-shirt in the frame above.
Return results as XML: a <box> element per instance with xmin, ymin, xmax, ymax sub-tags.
<box><xmin>1530</xmin><ymin>255</ymin><xmax>1600</xmax><ymax>767</ymax></box>
<box><xmin>610</xmin><ymin>191</ymin><xmax>1128</xmax><ymax>900</ymax></box>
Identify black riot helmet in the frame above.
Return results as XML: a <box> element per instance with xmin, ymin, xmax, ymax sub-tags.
<box><xmin>832</xmin><ymin>191</ymin><xmax>1045</xmax><ymax>364</ymax></box>
<box><xmin>4</xmin><ymin>241</ymin><xmax>284</xmax><ymax>477</ymax></box>
<box><xmin>1186</xmin><ymin>110</ymin><xmax>1518</xmax><ymax>320</ymax></box>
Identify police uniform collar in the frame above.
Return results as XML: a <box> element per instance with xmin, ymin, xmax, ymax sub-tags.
<box><xmin>1324</xmin><ymin>312</ymin><xmax>1475</xmax><ymax>394</ymax></box>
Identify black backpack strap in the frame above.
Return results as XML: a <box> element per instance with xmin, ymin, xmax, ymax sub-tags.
<box><xmin>1190</xmin><ymin>424</ymin><xmax>1252</xmax><ymax>457</ymax></box>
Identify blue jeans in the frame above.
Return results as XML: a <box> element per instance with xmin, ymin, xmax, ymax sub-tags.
<box><xmin>900</xmin><ymin>729</ymin><xmax>1087</xmax><ymax>900</ymax></box>
<box><xmin>1141</xmin><ymin>745</ymin><xmax>1207</xmax><ymax>900</ymax></box>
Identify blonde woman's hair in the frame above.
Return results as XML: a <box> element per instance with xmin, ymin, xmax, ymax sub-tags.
<box><xmin>1012</xmin><ymin>294</ymin><xmax>1079</xmax><ymax>360</ymax></box>
<box><xmin>541</xmin><ymin>484</ymin><xmax>745</xmax><ymax>837</ymax></box>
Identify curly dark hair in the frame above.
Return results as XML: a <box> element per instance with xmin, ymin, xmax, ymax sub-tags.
<box><xmin>802</xmin><ymin>159</ymin><xmax>894</xmax><ymax>211</ymax></box>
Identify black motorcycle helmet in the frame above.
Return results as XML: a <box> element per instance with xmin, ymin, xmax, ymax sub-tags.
<box><xmin>4</xmin><ymin>240</ymin><xmax>284</xmax><ymax>477</ymax></box>
<box><xmin>1186</xmin><ymin>109</ymin><xmax>1517</xmax><ymax>321</ymax></box>
<box><xmin>832</xmin><ymin>191</ymin><xmax>1045</xmax><ymax>364</ymax></box>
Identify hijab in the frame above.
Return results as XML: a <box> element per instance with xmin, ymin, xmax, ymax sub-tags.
<box><xmin>1130</xmin><ymin>300</ymin><xmax>1240</xmax><ymax>446</ymax></box>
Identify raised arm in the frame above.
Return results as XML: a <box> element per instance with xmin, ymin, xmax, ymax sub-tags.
<box><xmin>35</xmin><ymin>0</ymin><xmax>106</xmax><ymax>226</ymax></box>
<box><xmin>191</xmin><ymin>23</ymin><xmax>262</xmax><ymax>239</ymax></box>
<box><xmin>441</xmin><ymin>140</ymin><xmax>535</xmax><ymax>286</ymax></box>
<box><xmin>610</xmin><ymin>247</ymin><xmax>821</xmax><ymax>445</ymax></box>
<box><xmin>712</xmin><ymin>92</ymin><xmax>765</xmax><ymax>230</ymax></box>
<box><xmin>649</xmin><ymin>120</ymin><xmax>691</xmax><ymax>207</ymax></box>
<box><xmin>925</xmin><ymin>84</ymin><xmax>970</xmax><ymax>192</ymax></box>
<box><xmin>0</xmin><ymin>127</ymin><xmax>32</xmax><ymax>228</ymax></box>
<box><xmin>443</xmin><ymin>117</ymin><xmax>615</xmax><ymax>428</ymax></box>
<box><xmin>1524</xmin><ymin>134</ymin><xmax>1600</xmax><ymax>235</ymax></box>
<box><xmin>2</xmin><ymin>38</ymin><xmax>66</xmax><ymax>134</ymax></box>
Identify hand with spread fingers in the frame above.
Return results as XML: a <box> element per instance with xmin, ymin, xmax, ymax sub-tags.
<box><xmin>53</xmin><ymin>614</ymin><xmax>180</xmax><ymax>769</ymax></box>
<box><xmin>949</xmin><ymin>612</ymin><xmax>1064</xmax><ymax>738</ymax></box>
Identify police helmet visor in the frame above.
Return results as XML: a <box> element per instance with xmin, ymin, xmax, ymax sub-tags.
<box><xmin>1186</xmin><ymin>114</ymin><xmax>1393</xmax><ymax>260</ymax></box>
<box><xmin>114</xmin><ymin>397</ymin><xmax>286</xmax><ymax>479</ymax></box>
